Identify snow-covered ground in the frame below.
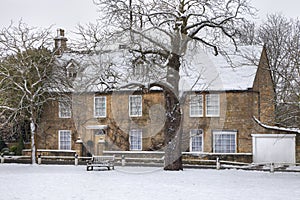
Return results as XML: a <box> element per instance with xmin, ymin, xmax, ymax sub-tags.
<box><xmin>1</xmin><ymin>164</ymin><xmax>299</xmax><ymax>200</ymax></box>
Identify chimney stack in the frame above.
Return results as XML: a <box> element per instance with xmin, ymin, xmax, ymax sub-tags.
<box><xmin>54</xmin><ymin>29</ymin><xmax>68</xmax><ymax>55</ymax></box>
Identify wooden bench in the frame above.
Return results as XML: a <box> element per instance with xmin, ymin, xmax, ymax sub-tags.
<box><xmin>86</xmin><ymin>155</ymin><xmax>115</xmax><ymax>171</ymax></box>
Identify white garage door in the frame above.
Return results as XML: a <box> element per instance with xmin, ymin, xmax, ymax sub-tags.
<box><xmin>252</xmin><ymin>134</ymin><xmax>296</xmax><ymax>163</ymax></box>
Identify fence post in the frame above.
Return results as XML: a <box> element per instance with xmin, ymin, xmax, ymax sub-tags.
<box><xmin>1</xmin><ymin>154</ymin><xmax>4</xmax><ymax>164</ymax></box>
<box><xmin>216</xmin><ymin>157</ymin><xmax>221</xmax><ymax>170</ymax></box>
<box><xmin>121</xmin><ymin>155</ymin><xmax>126</xmax><ymax>166</ymax></box>
<box><xmin>38</xmin><ymin>154</ymin><xmax>42</xmax><ymax>165</ymax></box>
<box><xmin>75</xmin><ymin>154</ymin><xmax>79</xmax><ymax>166</ymax></box>
<box><xmin>270</xmin><ymin>163</ymin><xmax>274</xmax><ymax>173</ymax></box>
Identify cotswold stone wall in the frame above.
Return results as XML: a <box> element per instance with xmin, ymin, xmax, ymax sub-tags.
<box><xmin>181</xmin><ymin>91</ymin><xmax>260</xmax><ymax>154</ymax></box>
<box><xmin>37</xmin><ymin>91</ymin><xmax>166</xmax><ymax>155</ymax></box>
<box><xmin>103</xmin><ymin>91</ymin><xmax>166</xmax><ymax>151</ymax></box>
<box><xmin>252</xmin><ymin>47</ymin><xmax>276</xmax><ymax>125</ymax></box>
<box><xmin>37</xmin><ymin>89</ymin><xmax>277</xmax><ymax>157</ymax></box>
<box><xmin>37</xmin><ymin>99</ymin><xmax>76</xmax><ymax>150</ymax></box>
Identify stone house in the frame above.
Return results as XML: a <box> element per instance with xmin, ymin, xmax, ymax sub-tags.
<box><xmin>33</xmin><ymin>30</ymin><xmax>300</xmax><ymax>164</ymax></box>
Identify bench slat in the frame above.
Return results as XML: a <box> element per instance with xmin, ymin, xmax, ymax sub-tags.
<box><xmin>87</xmin><ymin>155</ymin><xmax>115</xmax><ymax>171</ymax></box>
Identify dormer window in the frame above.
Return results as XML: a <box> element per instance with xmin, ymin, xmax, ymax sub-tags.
<box><xmin>133</xmin><ymin>58</ymin><xmax>148</xmax><ymax>76</ymax></box>
<box><xmin>119</xmin><ymin>44</ymin><xmax>127</xmax><ymax>49</ymax></box>
<box><xmin>67</xmin><ymin>70</ymin><xmax>77</xmax><ymax>79</ymax></box>
<box><xmin>66</xmin><ymin>60</ymin><xmax>78</xmax><ymax>79</ymax></box>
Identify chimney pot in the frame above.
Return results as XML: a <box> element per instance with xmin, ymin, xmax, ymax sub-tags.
<box><xmin>57</xmin><ymin>29</ymin><xmax>65</xmax><ymax>37</ymax></box>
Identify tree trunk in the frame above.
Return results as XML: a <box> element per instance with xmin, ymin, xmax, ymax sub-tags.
<box><xmin>30</xmin><ymin>120</ymin><xmax>36</xmax><ymax>164</ymax></box>
<box><xmin>164</xmin><ymin>53</ymin><xmax>183</xmax><ymax>170</ymax></box>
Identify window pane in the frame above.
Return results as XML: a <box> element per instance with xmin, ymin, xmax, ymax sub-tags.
<box><xmin>190</xmin><ymin>95</ymin><xmax>203</xmax><ymax>117</ymax></box>
<box><xmin>213</xmin><ymin>131</ymin><xmax>236</xmax><ymax>153</ymax></box>
<box><xmin>95</xmin><ymin>96</ymin><xmax>106</xmax><ymax>117</ymax></box>
<box><xmin>190</xmin><ymin>129</ymin><xmax>203</xmax><ymax>152</ymax></box>
<box><xmin>129</xmin><ymin>129</ymin><xmax>142</xmax><ymax>150</ymax></box>
<box><xmin>129</xmin><ymin>95</ymin><xmax>142</xmax><ymax>116</ymax></box>
<box><xmin>59</xmin><ymin>130</ymin><xmax>71</xmax><ymax>150</ymax></box>
<box><xmin>206</xmin><ymin>94</ymin><xmax>219</xmax><ymax>117</ymax></box>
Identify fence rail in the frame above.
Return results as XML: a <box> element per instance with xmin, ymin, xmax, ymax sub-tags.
<box><xmin>1</xmin><ymin>154</ymin><xmax>299</xmax><ymax>172</ymax></box>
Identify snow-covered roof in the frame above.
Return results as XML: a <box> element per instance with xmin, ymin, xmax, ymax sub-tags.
<box><xmin>180</xmin><ymin>45</ymin><xmax>262</xmax><ymax>91</ymax></box>
<box><xmin>56</xmin><ymin>44</ymin><xmax>263</xmax><ymax>93</ymax></box>
<box><xmin>253</xmin><ymin>116</ymin><xmax>300</xmax><ymax>134</ymax></box>
<box><xmin>56</xmin><ymin>49</ymin><xmax>129</xmax><ymax>92</ymax></box>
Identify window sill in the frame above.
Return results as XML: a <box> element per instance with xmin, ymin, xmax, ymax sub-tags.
<box><xmin>94</xmin><ymin>116</ymin><xmax>107</xmax><ymax>118</ymax></box>
<box><xmin>189</xmin><ymin>115</ymin><xmax>204</xmax><ymax>118</ymax></box>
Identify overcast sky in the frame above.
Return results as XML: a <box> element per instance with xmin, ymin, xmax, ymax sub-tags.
<box><xmin>0</xmin><ymin>0</ymin><xmax>299</xmax><ymax>38</ymax></box>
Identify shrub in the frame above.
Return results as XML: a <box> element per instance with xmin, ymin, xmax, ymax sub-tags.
<box><xmin>10</xmin><ymin>145</ymin><xmax>17</xmax><ymax>155</ymax></box>
<box><xmin>1</xmin><ymin>148</ymin><xmax>9</xmax><ymax>155</ymax></box>
<box><xmin>0</xmin><ymin>137</ymin><xmax>7</xmax><ymax>150</ymax></box>
<box><xmin>15</xmin><ymin>136</ymin><xmax>24</xmax><ymax>155</ymax></box>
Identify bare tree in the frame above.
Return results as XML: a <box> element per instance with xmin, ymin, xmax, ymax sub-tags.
<box><xmin>76</xmin><ymin>0</ymin><xmax>255</xmax><ymax>170</ymax></box>
<box><xmin>237</xmin><ymin>21</ymin><xmax>257</xmax><ymax>45</ymax></box>
<box><xmin>274</xmin><ymin>19</ymin><xmax>300</xmax><ymax>127</ymax></box>
<box><xmin>238</xmin><ymin>14</ymin><xmax>300</xmax><ymax>127</ymax></box>
<box><xmin>0</xmin><ymin>21</ymin><xmax>70</xmax><ymax>164</ymax></box>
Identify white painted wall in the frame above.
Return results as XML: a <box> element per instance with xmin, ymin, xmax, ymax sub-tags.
<box><xmin>252</xmin><ymin>134</ymin><xmax>296</xmax><ymax>163</ymax></box>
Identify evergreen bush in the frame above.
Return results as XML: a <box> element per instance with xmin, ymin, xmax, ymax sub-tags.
<box><xmin>16</xmin><ymin>136</ymin><xmax>24</xmax><ymax>155</ymax></box>
<box><xmin>0</xmin><ymin>137</ymin><xmax>7</xmax><ymax>150</ymax></box>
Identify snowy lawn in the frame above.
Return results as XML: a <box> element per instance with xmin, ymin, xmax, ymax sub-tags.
<box><xmin>0</xmin><ymin>164</ymin><xmax>299</xmax><ymax>200</ymax></box>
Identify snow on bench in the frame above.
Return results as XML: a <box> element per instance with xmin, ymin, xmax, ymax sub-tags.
<box><xmin>86</xmin><ymin>155</ymin><xmax>115</xmax><ymax>171</ymax></box>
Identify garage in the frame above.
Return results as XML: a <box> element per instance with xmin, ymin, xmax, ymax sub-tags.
<box><xmin>252</xmin><ymin>134</ymin><xmax>296</xmax><ymax>164</ymax></box>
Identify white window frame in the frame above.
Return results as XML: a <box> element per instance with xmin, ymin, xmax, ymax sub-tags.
<box><xmin>213</xmin><ymin>130</ymin><xmax>237</xmax><ymax>153</ymax></box>
<box><xmin>190</xmin><ymin>129</ymin><xmax>203</xmax><ymax>152</ymax></box>
<box><xmin>58</xmin><ymin>130</ymin><xmax>72</xmax><ymax>150</ymax></box>
<box><xmin>129</xmin><ymin>129</ymin><xmax>142</xmax><ymax>150</ymax></box>
<box><xmin>134</xmin><ymin>62</ymin><xmax>146</xmax><ymax>76</ymax></box>
<box><xmin>58</xmin><ymin>99</ymin><xmax>71</xmax><ymax>118</ymax></box>
<box><xmin>94</xmin><ymin>96</ymin><xmax>107</xmax><ymax>118</ymax></box>
<box><xmin>129</xmin><ymin>95</ymin><xmax>142</xmax><ymax>117</ymax></box>
<box><xmin>190</xmin><ymin>95</ymin><xmax>203</xmax><ymax>117</ymax></box>
<box><xmin>206</xmin><ymin>94</ymin><xmax>220</xmax><ymax>117</ymax></box>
